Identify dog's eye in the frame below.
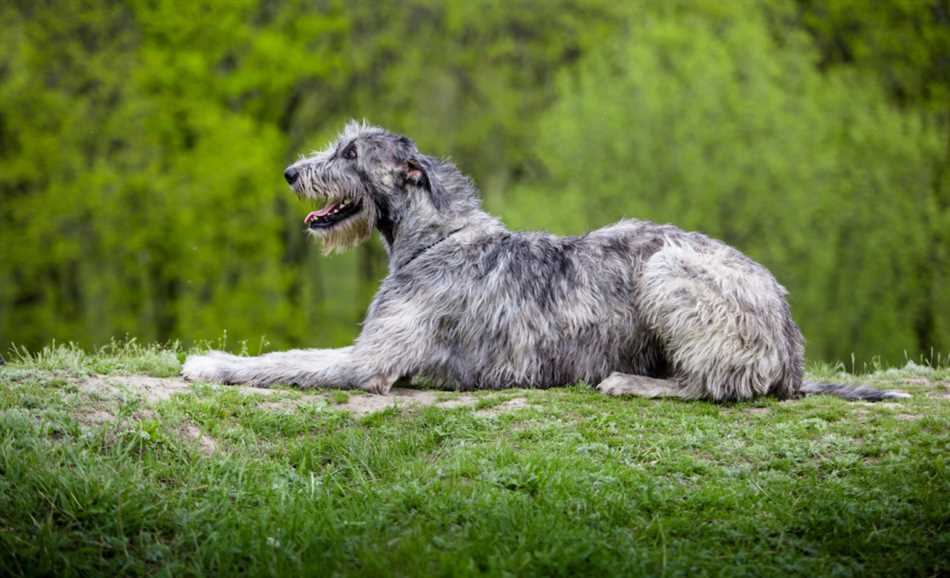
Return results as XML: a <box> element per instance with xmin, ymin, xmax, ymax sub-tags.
<box><xmin>342</xmin><ymin>144</ymin><xmax>357</xmax><ymax>160</ymax></box>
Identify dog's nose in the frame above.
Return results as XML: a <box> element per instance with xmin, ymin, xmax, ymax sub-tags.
<box><xmin>283</xmin><ymin>167</ymin><xmax>299</xmax><ymax>185</ymax></box>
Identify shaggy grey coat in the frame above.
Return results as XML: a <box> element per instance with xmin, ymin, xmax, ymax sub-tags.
<box><xmin>182</xmin><ymin>122</ymin><xmax>907</xmax><ymax>402</ymax></box>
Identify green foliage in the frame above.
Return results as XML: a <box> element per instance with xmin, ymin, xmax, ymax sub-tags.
<box><xmin>509</xmin><ymin>0</ymin><xmax>945</xmax><ymax>363</ymax></box>
<box><xmin>793</xmin><ymin>0</ymin><xmax>950</xmax><ymax>111</ymax></box>
<box><xmin>0</xmin><ymin>0</ymin><xmax>947</xmax><ymax>365</ymax></box>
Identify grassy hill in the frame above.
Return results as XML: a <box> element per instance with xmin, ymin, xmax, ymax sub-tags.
<box><xmin>0</xmin><ymin>342</ymin><xmax>947</xmax><ymax>576</ymax></box>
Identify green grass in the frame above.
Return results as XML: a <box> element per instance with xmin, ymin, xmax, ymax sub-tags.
<box><xmin>0</xmin><ymin>344</ymin><xmax>947</xmax><ymax>577</ymax></box>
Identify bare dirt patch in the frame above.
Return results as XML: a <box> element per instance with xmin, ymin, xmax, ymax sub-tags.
<box><xmin>242</xmin><ymin>388</ymin><xmax>480</xmax><ymax>416</ymax></box>
<box><xmin>476</xmin><ymin>397</ymin><xmax>530</xmax><ymax>417</ymax></box>
<box><xmin>180</xmin><ymin>423</ymin><xmax>218</xmax><ymax>455</ymax></box>
<box><xmin>744</xmin><ymin>407</ymin><xmax>771</xmax><ymax>415</ymax></box>
<box><xmin>69</xmin><ymin>376</ymin><xmax>488</xmax><ymax>416</ymax></box>
<box><xmin>258</xmin><ymin>399</ymin><xmax>306</xmax><ymax>413</ymax></box>
<box><xmin>76</xmin><ymin>408</ymin><xmax>116</xmax><ymax>426</ymax></box>
<box><xmin>62</xmin><ymin>375</ymin><xmax>537</xmax><ymax>418</ymax></box>
<box><xmin>341</xmin><ymin>389</ymin><xmax>479</xmax><ymax>416</ymax></box>
<box><xmin>76</xmin><ymin>375</ymin><xmax>278</xmax><ymax>404</ymax></box>
<box><xmin>438</xmin><ymin>396</ymin><xmax>481</xmax><ymax>409</ymax></box>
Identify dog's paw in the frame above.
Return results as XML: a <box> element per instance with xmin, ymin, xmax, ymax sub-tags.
<box><xmin>359</xmin><ymin>373</ymin><xmax>396</xmax><ymax>395</ymax></box>
<box><xmin>595</xmin><ymin>373</ymin><xmax>627</xmax><ymax>397</ymax></box>
<box><xmin>181</xmin><ymin>354</ymin><xmax>231</xmax><ymax>383</ymax></box>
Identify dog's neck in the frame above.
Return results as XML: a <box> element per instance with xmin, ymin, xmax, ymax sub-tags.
<box><xmin>377</xmin><ymin>168</ymin><xmax>504</xmax><ymax>270</ymax></box>
<box><xmin>381</xmin><ymin>207</ymin><xmax>503</xmax><ymax>271</ymax></box>
<box><xmin>384</xmin><ymin>216</ymin><xmax>470</xmax><ymax>270</ymax></box>
<box><xmin>395</xmin><ymin>224</ymin><xmax>469</xmax><ymax>270</ymax></box>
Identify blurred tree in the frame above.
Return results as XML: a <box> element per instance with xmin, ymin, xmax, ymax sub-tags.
<box><xmin>785</xmin><ymin>0</ymin><xmax>950</xmax><ymax>366</ymax></box>
<box><xmin>0</xmin><ymin>0</ymin><xmax>623</xmax><ymax>352</ymax></box>
<box><xmin>0</xmin><ymin>0</ymin><xmax>348</xmax><ymax>349</ymax></box>
<box><xmin>789</xmin><ymin>0</ymin><xmax>949</xmax><ymax>110</ymax></box>
<box><xmin>0</xmin><ymin>0</ymin><xmax>946</xmax><ymax>367</ymax></box>
<box><xmin>513</xmin><ymin>0</ymin><xmax>944</xmax><ymax>364</ymax></box>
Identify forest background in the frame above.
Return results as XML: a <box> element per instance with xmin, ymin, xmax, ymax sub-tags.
<box><xmin>1</xmin><ymin>0</ymin><xmax>947</xmax><ymax>368</ymax></box>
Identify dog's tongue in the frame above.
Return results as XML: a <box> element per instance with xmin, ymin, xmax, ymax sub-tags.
<box><xmin>304</xmin><ymin>201</ymin><xmax>341</xmax><ymax>224</ymax></box>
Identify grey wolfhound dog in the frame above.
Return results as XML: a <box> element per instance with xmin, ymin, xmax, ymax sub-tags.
<box><xmin>182</xmin><ymin>122</ymin><xmax>908</xmax><ymax>402</ymax></box>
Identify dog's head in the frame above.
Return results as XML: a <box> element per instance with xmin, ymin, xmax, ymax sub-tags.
<box><xmin>284</xmin><ymin>121</ymin><xmax>440</xmax><ymax>254</ymax></box>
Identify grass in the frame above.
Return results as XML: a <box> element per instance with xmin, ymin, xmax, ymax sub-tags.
<box><xmin>0</xmin><ymin>342</ymin><xmax>947</xmax><ymax>577</ymax></box>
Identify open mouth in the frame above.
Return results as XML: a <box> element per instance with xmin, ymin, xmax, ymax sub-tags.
<box><xmin>304</xmin><ymin>198</ymin><xmax>363</xmax><ymax>229</ymax></box>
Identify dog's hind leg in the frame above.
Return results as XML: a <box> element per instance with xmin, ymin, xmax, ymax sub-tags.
<box><xmin>637</xmin><ymin>242</ymin><xmax>803</xmax><ymax>402</ymax></box>
<box><xmin>596</xmin><ymin>373</ymin><xmax>688</xmax><ymax>399</ymax></box>
<box><xmin>181</xmin><ymin>347</ymin><xmax>398</xmax><ymax>393</ymax></box>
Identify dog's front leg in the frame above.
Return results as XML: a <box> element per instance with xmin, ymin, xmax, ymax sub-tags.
<box><xmin>181</xmin><ymin>347</ymin><xmax>398</xmax><ymax>393</ymax></box>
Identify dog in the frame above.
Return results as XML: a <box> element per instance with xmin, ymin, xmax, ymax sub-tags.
<box><xmin>182</xmin><ymin>122</ymin><xmax>907</xmax><ymax>402</ymax></box>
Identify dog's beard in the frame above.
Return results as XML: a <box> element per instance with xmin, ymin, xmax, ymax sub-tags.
<box><xmin>308</xmin><ymin>203</ymin><xmax>377</xmax><ymax>255</ymax></box>
<box><xmin>294</xmin><ymin>163</ymin><xmax>379</xmax><ymax>254</ymax></box>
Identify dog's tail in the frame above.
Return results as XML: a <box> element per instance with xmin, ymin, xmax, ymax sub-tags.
<box><xmin>801</xmin><ymin>381</ymin><xmax>910</xmax><ymax>401</ymax></box>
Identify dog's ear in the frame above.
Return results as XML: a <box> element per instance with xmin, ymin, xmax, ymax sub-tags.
<box><xmin>404</xmin><ymin>158</ymin><xmax>429</xmax><ymax>190</ymax></box>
